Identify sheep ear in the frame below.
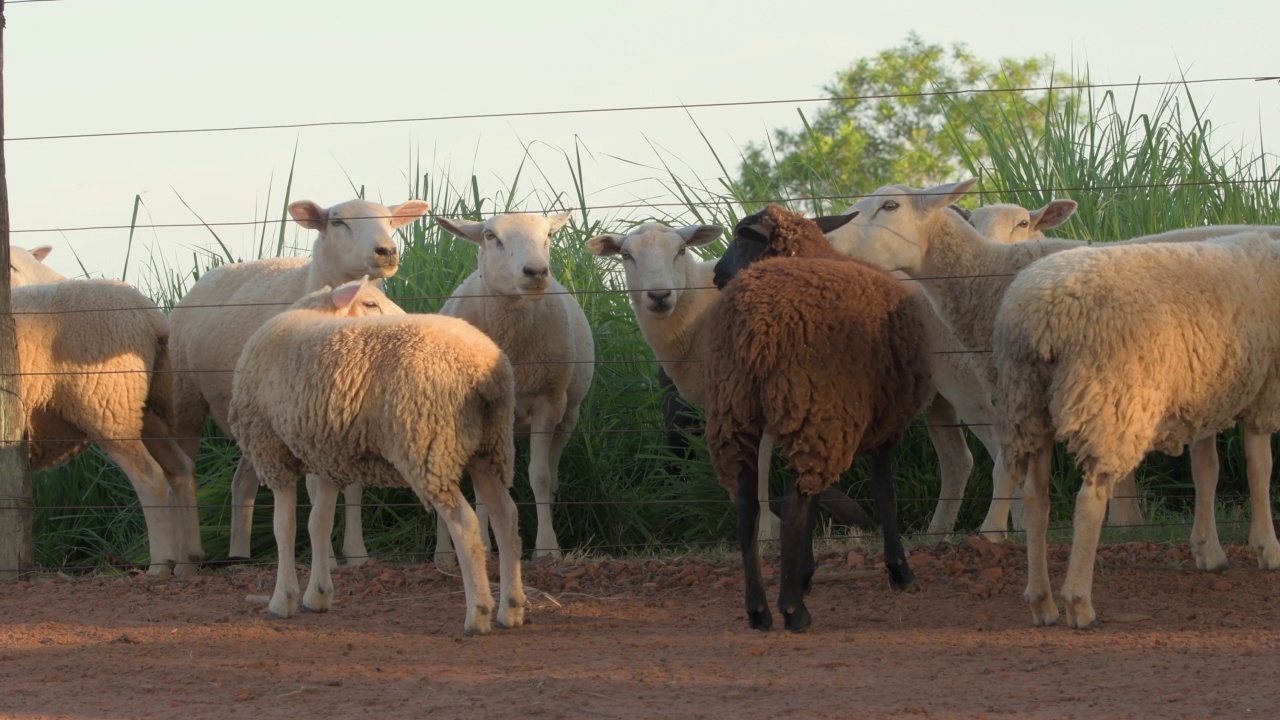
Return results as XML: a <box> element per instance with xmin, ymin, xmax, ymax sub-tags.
<box><xmin>813</xmin><ymin>211</ymin><xmax>860</xmax><ymax>234</ymax></box>
<box><xmin>29</xmin><ymin>245</ymin><xmax>54</xmax><ymax>262</ymax></box>
<box><xmin>585</xmin><ymin>234</ymin><xmax>625</xmax><ymax>257</ymax></box>
<box><xmin>435</xmin><ymin>216</ymin><xmax>486</xmax><ymax>244</ymax></box>
<box><xmin>388</xmin><ymin>200</ymin><xmax>431</xmax><ymax>229</ymax></box>
<box><xmin>947</xmin><ymin>204</ymin><xmax>973</xmax><ymax>222</ymax></box>
<box><xmin>546</xmin><ymin>211</ymin><xmax>573</xmax><ymax>235</ymax></box>
<box><xmin>330</xmin><ymin>277</ymin><xmax>367</xmax><ymax>311</ymax></box>
<box><xmin>916</xmin><ymin>179</ymin><xmax>978</xmax><ymax>214</ymax></box>
<box><xmin>1029</xmin><ymin>199</ymin><xmax>1078</xmax><ymax>231</ymax></box>
<box><xmin>288</xmin><ymin>200</ymin><xmax>327</xmax><ymax>230</ymax></box>
<box><xmin>674</xmin><ymin>225</ymin><xmax>722</xmax><ymax>247</ymax></box>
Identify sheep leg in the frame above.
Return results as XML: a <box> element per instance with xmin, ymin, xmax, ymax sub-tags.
<box><xmin>426</xmin><ymin>486</ymin><xmax>494</xmax><ymax>636</ymax></box>
<box><xmin>757</xmin><ymin>433</ymin><xmax>781</xmax><ymax>543</ymax></box>
<box><xmin>303</xmin><ymin>475</ymin><xmax>339</xmax><ymax>572</ymax></box>
<box><xmin>340</xmin><ymin>483</ymin><xmax>369</xmax><ymax>567</ymax></box>
<box><xmin>979</xmin><ymin>449</ymin><xmax>1019</xmax><ymax>541</ymax></box>
<box><xmin>1021</xmin><ymin>446</ymin><xmax>1058</xmax><ymax>627</ymax></box>
<box><xmin>470</xmin><ymin>456</ymin><xmax>526</xmax><ymax>630</ymax></box>
<box><xmin>1243</xmin><ymin>431</ymin><xmax>1280</xmax><ymax>570</ymax></box>
<box><xmin>228</xmin><ymin>456</ymin><xmax>260</xmax><ymax>561</ymax></box>
<box><xmin>871</xmin><ymin>446</ymin><xmax>915</xmax><ymax>591</ymax></box>
<box><xmin>1060</xmin><ymin>470</ymin><xmax>1112</xmax><ymax>631</ymax></box>
<box><xmin>141</xmin><ymin>419</ymin><xmax>204</xmax><ymax>577</ymax></box>
<box><xmin>266</xmin><ymin>483</ymin><xmax>300</xmax><ymax>620</ymax></box>
<box><xmin>778</xmin><ymin>484</ymin><xmax>817</xmax><ymax>633</ymax></box>
<box><xmin>659</xmin><ymin>366</ymin><xmax>698</xmax><ymax>473</ymax></box>
<box><xmin>527</xmin><ymin>407</ymin><xmax>563</xmax><ymax>560</ymax></box>
<box><xmin>924</xmin><ymin>394</ymin><xmax>974</xmax><ymax>537</ymax></box>
<box><xmin>736</xmin><ymin>469</ymin><xmax>772</xmax><ymax>631</ymax></box>
<box><xmin>1188</xmin><ymin>435</ymin><xmax>1229</xmax><ymax>572</ymax></box>
<box><xmin>98</xmin><ymin>440</ymin><xmax>179</xmax><ymax>577</ymax></box>
<box><xmin>433</xmin><ymin>509</ymin><xmax>458</xmax><ymax>568</ymax></box>
<box><xmin>1107</xmin><ymin>472</ymin><xmax>1144</xmax><ymax>528</ymax></box>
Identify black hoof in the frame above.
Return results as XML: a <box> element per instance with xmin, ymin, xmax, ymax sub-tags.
<box><xmin>783</xmin><ymin>606</ymin><xmax>812</xmax><ymax>633</ymax></box>
<box><xmin>263</xmin><ymin>611</ymin><xmax>286</xmax><ymax>620</ymax></box>
<box><xmin>888</xmin><ymin>566</ymin><xmax>917</xmax><ymax>591</ymax></box>
<box><xmin>747</xmin><ymin>606</ymin><xmax>773</xmax><ymax>631</ymax></box>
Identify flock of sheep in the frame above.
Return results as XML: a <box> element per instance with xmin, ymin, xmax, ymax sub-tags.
<box><xmin>8</xmin><ymin>176</ymin><xmax>1280</xmax><ymax>635</ymax></box>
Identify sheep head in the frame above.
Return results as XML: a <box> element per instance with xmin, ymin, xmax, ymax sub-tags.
<box><xmin>969</xmin><ymin>199</ymin><xmax>1078</xmax><ymax>243</ymax></box>
<box><xmin>9</xmin><ymin>245</ymin><xmax>67</xmax><ymax>287</ymax></box>
<box><xmin>585</xmin><ymin>223</ymin><xmax>721</xmax><ymax>317</ymax></box>
<box><xmin>827</xmin><ymin>179</ymin><xmax>978</xmax><ymax>273</ymax></box>
<box><xmin>290</xmin><ymin>276</ymin><xmax>406</xmax><ymax>317</ymax></box>
<box><xmin>711</xmin><ymin>204</ymin><xmax>858</xmax><ymax>289</ymax></box>
<box><xmin>289</xmin><ymin>199</ymin><xmax>430</xmax><ymax>284</ymax></box>
<box><xmin>437</xmin><ymin>212</ymin><xmax>572</xmax><ymax>301</ymax></box>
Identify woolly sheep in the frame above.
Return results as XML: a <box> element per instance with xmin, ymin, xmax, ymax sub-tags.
<box><xmin>829</xmin><ymin>178</ymin><xmax>1280</xmax><ymax>568</ymax></box>
<box><xmin>432</xmin><ymin>211</ymin><xmax>594</xmax><ymax>562</ymax></box>
<box><xmin>12</xmin><ymin>256</ymin><xmax>199</xmax><ymax>577</ymax></box>
<box><xmin>229</xmin><ymin>278</ymin><xmax>524</xmax><ymax>635</ymax></box>
<box><xmin>706</xmin><ymin>205</ymin><xmax>932</xmax><ymax>632</ymax></box>
<box><xmin>994</xmin><ymin>232</ymin><xmax>1280</xmax><ymax>629</ymax></box>
<box><xmin>968</xmin><ymin>199</ymin><xmax>1079</xmax><ymax>243</ymax></box>
<box><xmin>169</xmin><ymin>198</ymin><xmax>430</xmax><ymax>565</ymax></box>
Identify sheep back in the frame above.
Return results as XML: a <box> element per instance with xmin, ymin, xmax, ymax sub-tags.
<box><xmin>705</xmin><ymin>258</ymin><xmax>932</xmax><ymax>495</ymax></box>
<box><xmin>995</xmin><ymin>233</ymin><xmax>1280</xmax><ymax>479</ymax></box>
<box><xmin>229</xmin><ymin>312</ymin><xmax>516</xmax><ymax>507</ymax></box>
<box><xmin>13</xmin><ymin>280</ymin><xmax>170</xmax><ymax>471</ymax></box>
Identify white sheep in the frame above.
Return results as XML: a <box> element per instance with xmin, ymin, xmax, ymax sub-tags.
<box><xmin>228</xmin><ymin>278</ymin><xmax>524</xmax><ymax>635</ymax></box>
<box><xmin>168</xmin><ymin>198</ymin><xmax>430</xmax><ymax>565</ymax></box>
<box><xmin>12</xmin><ymin>247</ymin><xmax>199</xmax><ymax>577</ymax></box>
<box><xmin>584</xmin><ymin>223</ymin><xmax>787</xmax><ymax>541</ymax></box>
<box><xmin>968</xmin><ymin>200</ymin><xmax>1079</xmax><ymax>243</ymax></box>
<box><xmin>430</xmin><ymin>211</ymin><xmax>595</xmax><ymax>562</ymax></box>
<box><xmin>994</xmin><ymin>232</ymin><xmax>1280</xmax><ymax>629</ymax></box>
<box><xmin>829</xmin><ymin>178</ymin><xmax>1280</xmax><ymax>570</ymax></box>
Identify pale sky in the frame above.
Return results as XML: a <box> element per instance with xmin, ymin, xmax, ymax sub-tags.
<box><xmin>5</xmin><ymin>0</ymin><xmax>1278</xmax><ymax>288</ymax></box>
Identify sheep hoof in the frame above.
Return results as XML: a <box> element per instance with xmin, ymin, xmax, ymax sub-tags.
<box><xmin>783</xmin><ymin>606</ymin><xmax>811</xmax><ymax>633</ymax></box>
<box><xmin>747</xmin><ymin>606</ymin><xmax>773</xmax><ymax>631</ymax></box>
<box><xmin>264</xmin><ymin>611</ymin><xmax>287</xmax><ymax>621</ymax></box>
<box><xmin>888</xmin><ymin>567</ymin><xmax>917</xmax><ymax>592</ymax></box>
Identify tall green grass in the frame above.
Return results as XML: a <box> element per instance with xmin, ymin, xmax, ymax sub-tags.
<box><xmin>29</xmin><ymin>78</ymin><xmax>1277</xmax><ymax>571</ymax></box>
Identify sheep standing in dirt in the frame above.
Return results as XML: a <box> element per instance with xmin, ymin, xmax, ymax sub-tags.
<box><xmin>229</xmin><ymin>278</ymin><xmax>524</xmax><ymax>635</ymax></box>
<box><xmin>830</xmin><ymin>180</ymin><xmax>1280</xmax><ymax>569</ymax></box>
<box><xmin>11</xmin><ymin>247</ymin><xmax>199</xmax><ymax>577</ymax></box>
<box><xmin>169</xmin><ymin>198</ymin><xmax>430</xmax><ymax>564</ymax></box>
<box><xmin>586</xmin><ymin>224</ymin><xmax>874</xmax><ymax>540</ymax></box>
<box><xmin>428</xmin><ymin>212</ymin><xmax>594</xmax><ymax>562</ymax></box>
<box><xmin>995</xmin><ymin>232</ymin><xmax>1280</xmax><ymax>629</ymax></box>
<box><xmin>705</xmin><ymin>204</ymin><xmax>932</xmax><ymax>632</ymax></box>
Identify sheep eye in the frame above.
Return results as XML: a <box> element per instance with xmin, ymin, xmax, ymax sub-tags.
<box><xmin>676</xmin><ymin>247</ymin><xmax>687</xmax><ymax>258</ymax></box>
<box><xmin>330</xmin><ymin>219</ymin><xmax>347</xmax><ymax>227</ymax></box>
<box><xmin>1017</xmin><ymin>220</ymin><xmax>1030</xmax><ymax>228</ymax></box>
<box><xmin>882</xmin><ymin>200</ymin><xmax>900</xmax><ymax>211</ymax></box>
<box><xmin>620</xmin><ymin>251</ymin><xmax>633</xmax><ymax>262</ymax></box>
<box><xmin>362</xmin><ymin>300</ymin><xmax>378</xmax><ymax>309</ymax></box>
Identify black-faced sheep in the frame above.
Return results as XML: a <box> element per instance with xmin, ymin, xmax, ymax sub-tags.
<box><xmin>705</xmin><ymin>204</ymin><xmax>933</xmax><ymax>632</ymax></box>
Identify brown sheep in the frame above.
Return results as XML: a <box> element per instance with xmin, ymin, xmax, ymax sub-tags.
<box><xmin>705</xmin><ymin>204</ymin><xmax>933</xmax><ymax>632</ymax></box>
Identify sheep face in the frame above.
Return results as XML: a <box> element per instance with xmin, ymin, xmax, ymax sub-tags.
<box><xmin>585</xmin><ymin>223</ymin><xmax>721</xmax><ymax>317</ymax></box>
<box><xmin>969</xmin><ymin>200</ymin><xmax>1078</xmax><ymax>243</ymax></box>
<box><xmin>712</xmin><ymin>207</ymin><xmax>858</xmax><ymax>289</ymax></box>
<box><xmin>9</xmin><ymin>245</ymin><xmax>67</xmax><ymax>287</ymax></box>
<box><xmin>437</xmin><ymin>212</ymin><xmax>572</xmax><ymax>300</ymax></box>
<box><xmin>827</xmin><ymin>179</ymin><xmax>978</xmax><ymax>272</ymax></box>
<box><xmin>288</xmin><ymin>199</ymin><xmax>430</xmax><ymax>282</ymax></box>
<box><xmin>291</xmin><ymin>276</ymin><xmax>407</xmax><ymax>317</ymax></box>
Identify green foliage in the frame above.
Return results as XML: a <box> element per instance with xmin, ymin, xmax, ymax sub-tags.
<box><xmin>736</xmin><ymin>33</ymin><xmax>1074</xmax><ymax>210</ymax></box>
<box><xmin>28</xmin><ymin>67</ymin><xmax>1277</xmax><ymax>572</ymax></box>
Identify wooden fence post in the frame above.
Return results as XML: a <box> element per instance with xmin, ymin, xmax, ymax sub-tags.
<box><xmin>0</xmin><ymin>0</ymin><xmax>36</xmax><ymax>581</ymax></box>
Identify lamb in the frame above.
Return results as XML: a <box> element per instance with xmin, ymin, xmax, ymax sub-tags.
<box><xmin>430</xmin><ymin>211</ymin><xmax>594</xmax><ymax>562</ymax></box>
<box><xmin>828</xmin><ymin>178</ymin><xmax>1280</xmax><ymax>570</ymax></box>
<box><xmin>994</xmin><ymin>232</ymin><xmax>1280</xmax><ymax>629</ymax></box>
<box><xmin>169</xmin><ymin>198</ymin><xmax>430</xmax><ymax>565</ymax></box>
<box><xmin>705</xmin><ymin>204</ymin><xmax>933</xmax><ymax>632</ymax></box>
<box><xmin>228</xmin><ymin>277</ymin><xmax>524</xmax><ymax>635</ymax></box>
<box><xmin>585</xmin><ymin>224</ymin><xmax>874</xmax><ymax>540</ymax></box>
<box><xmin>968</xmin><ymin>199</ymin><xmax>1078</xmax><ymax>243</ymax></box>
<box><xmin>11</xmin><ymin>250</ymin><xmax>199</xmax><ymax>577</ymax></box>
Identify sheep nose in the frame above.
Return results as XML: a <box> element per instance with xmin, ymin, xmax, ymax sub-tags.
<box><xmin>374</xmin><ymin>246</ymin><xmax>398</xmax><ymax>261</ymax></box>
<box><xmin>523</xmin><ymin>266</ymin><xmax>550</xmax><ymax>279</ymax></box>
<box><xmin>647</xmin><ymin>290</ymin><xmax>672</xmax><ymax>304</ymax></box>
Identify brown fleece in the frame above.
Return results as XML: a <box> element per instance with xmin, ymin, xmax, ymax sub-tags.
<box><xmin>704</xmin><ymin>205</ymin><xmax>932</xmax><ymax>496</ymax></box>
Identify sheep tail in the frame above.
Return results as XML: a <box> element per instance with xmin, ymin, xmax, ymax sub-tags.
<box><xmin>144</xmin><ymin>328</ymin><xmax>175</xmax><ymax>429</ymax></box>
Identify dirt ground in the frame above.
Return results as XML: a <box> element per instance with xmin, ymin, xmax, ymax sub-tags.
<box><xmin>2</xmin><ymin>539</ymin><xmax>1278</xmax><ymax>720</ymax></box>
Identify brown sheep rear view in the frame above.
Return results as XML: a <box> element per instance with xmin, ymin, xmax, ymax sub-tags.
<box><xmin>705</xmin><ymin>203</ymin><xmax>933</xmax><ymax>632</ymax></box>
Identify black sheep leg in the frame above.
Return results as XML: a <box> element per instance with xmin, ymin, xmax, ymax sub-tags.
<box><xmin>736</xmin><ymin>466</ymin><xmax>771</xmax><ymax>631</ymax></box>
<box><xmin>778</xmin><ymin>483</ymin><xmax>817</xmax><ymax>632</ymax></box>
<box><xmin>872</xmin><ymin>445</ymin><xmax>916</xmax><ymax>590</ymax></box>
<box><xmin>659</xmin><ymin>366</ymin><xmax>700</xmax><ymax>474</ymax></box>
<box><xmin>800</xmin><ymin>497</ymin><xmax>819</xmax><ymax>595</ymax></box>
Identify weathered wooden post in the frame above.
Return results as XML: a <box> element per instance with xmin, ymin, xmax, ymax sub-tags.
<box><xmin>0</xmin><ymin>0</ymin><xmax>36</xmax><ymax>581</ymax></box>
